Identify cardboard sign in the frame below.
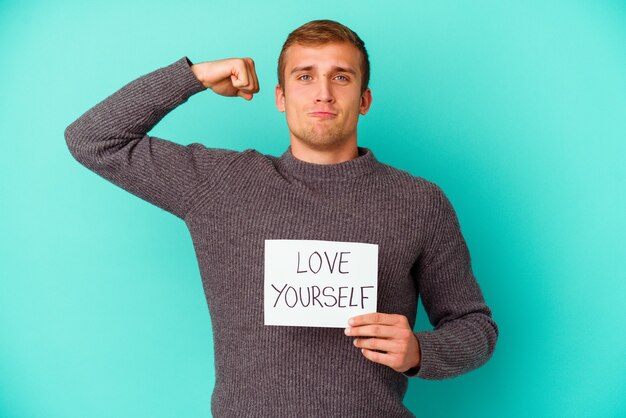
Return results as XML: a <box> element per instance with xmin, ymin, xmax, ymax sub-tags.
<box><xmin>264</xmin><ymin>239</ymin><xmax>378</xmax><ymax>328</ymax></box>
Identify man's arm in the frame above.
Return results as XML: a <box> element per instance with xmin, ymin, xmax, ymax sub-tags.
<box><xmin>408</xmin><ymin>184</ymin><xmax>499</xmax><ymax>379</ymax></box>
<box><xmin>64</xmin><ymin>56</ymin><xmax>259</xmax><ymax>219</ymax></box>
<box><xmin>347</xmin><ymin>184</ymin><xmax>498</xmax><ymax>379</ymax></box>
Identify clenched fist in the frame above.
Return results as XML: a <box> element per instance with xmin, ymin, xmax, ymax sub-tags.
<box><xmin>191</xmin><ymin>57</ymin><xmax>260</xmax><ymax>100</ymax></box>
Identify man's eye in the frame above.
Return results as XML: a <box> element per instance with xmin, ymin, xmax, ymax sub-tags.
<box><xmin>298</xmin><ymin>75</ymin><xmax>312</xmax><ymax>81</ymax></box>
<box><xmin>335</xmin><ymin>75</ymin><xmax>349</xmax><ymax>81</ymax></box>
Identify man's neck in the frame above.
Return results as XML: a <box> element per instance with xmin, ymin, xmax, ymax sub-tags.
<box><xmin>289</xmin><ymin>139</ymin><xmax>359</xmax><ymax>164</ymax></box>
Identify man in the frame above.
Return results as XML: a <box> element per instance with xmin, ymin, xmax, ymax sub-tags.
<box><xmin>65</xmin><ymin>19</ymin><xmax>498</xmax><ymax>417</ymax></box>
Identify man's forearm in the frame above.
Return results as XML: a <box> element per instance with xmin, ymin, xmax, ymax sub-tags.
<box><xmin>65</xmin><ymin>56</ymin><xmax>206</xmax><ymax>168</ymax></box>
<box><xmin>413</xmin><ymin>310</ymin><xmax>498</xmax><ymax>380</ymax></box>
<box><xmin>63</xmin><ymin>56</ymin><xmax>211</xmax><ymax>218</ymax></box>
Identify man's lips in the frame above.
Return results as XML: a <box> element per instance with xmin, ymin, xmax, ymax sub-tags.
<box><xmin>308</xmin><ymin>111</ymin><xmax>337</xmax><ymax>118</ymax></box>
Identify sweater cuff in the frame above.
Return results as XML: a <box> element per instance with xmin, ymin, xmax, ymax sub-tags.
<box><xmin>413</xmin><ymin>330</ymin><xmax>449</xmax><ymax>380</ymax></box>
<box><xmin>166</xmin><ymin>56</ymin><xmax>207</xmax><ymax>97</ymax></box>
<box><xmin>402</xmin><ymin>366</ymin><xmax>420</xmax><ymax>377</ymax></box>
<box><xmin>411</xmin><ymin>329</ymin><xmax>463</xmax><ymax>380</ymax></box>
<box><xmin>403</xmin><ymin>331</ymin><xmax>441</xmax><ymax>379</ymax></box>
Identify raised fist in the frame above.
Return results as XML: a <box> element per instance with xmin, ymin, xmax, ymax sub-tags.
<box><xmin>191</xmin><ymin>57</ymin><xmax>260</xmax><ymax>100</ymax></box>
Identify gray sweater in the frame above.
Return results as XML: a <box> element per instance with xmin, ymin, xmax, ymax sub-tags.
<box><xmin>65</xmin><ymin>56</ymin><xmax>498</xmax><ymax>417</ymax></box>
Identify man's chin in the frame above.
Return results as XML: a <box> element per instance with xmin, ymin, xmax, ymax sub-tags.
<box><xmin>298</xmin><ymin>137</ymin><xmax>347</xmax><ymax>151</ymax></box>
<box><xmin>295</xmin><ymin>129</ymin><xmax>348</xmax><ymax>148</ymax></box>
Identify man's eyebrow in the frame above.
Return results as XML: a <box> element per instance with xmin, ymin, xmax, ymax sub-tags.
<box><xmin>290</xmin><ymin>65</ymin><xmax>357</xmax><ymax>75</ymax></box>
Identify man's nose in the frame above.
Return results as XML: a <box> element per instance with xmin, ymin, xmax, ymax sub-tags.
<box><xmin>315</xmin><ymin>78</ymin><xmax>334</xmax><ymax>103</ymax></box>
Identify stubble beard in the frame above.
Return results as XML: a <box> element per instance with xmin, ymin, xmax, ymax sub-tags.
<box><xmin>290</xmin><ymin>121</ymin><xmax>352</xmax><ymax>151</ymax></box>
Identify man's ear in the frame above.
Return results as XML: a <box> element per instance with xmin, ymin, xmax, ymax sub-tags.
<box><xmin>275</xmin><ymin>84</ymin><xmax>285</xmax><ymax>112</ymax></box>
<box><xmin>360</xmin><ymin>88</ymin><xmax>373</xmax><ymax>115</ymax></box>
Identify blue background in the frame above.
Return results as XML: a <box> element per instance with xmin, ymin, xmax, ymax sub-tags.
<box><xmin>1</xmin><ymin>1</ymin><xmax>625</xmax><ymax>416</ymax></box>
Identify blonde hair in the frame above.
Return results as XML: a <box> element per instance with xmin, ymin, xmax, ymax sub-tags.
<box><xmin>277</xmin><ymin>20</ymin><xmax>370</xmax><ymax>94</ymax></box>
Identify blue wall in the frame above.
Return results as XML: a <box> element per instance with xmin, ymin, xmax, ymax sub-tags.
<box><xmin>1</xmin><ymin>1</ymin><xmax>624</xmax><ymax>416</ymax></box>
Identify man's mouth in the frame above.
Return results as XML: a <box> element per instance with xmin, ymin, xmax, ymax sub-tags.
<box><xmin>308</xmin><ymin>111</ymin><xmax>337</xmax><ymax>118</ymax></box>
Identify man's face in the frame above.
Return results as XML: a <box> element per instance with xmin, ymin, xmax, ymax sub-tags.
<box><xmin>275</xmin><ymin>42</ymin><xmax>372</xmax><ymax>151</ymax></box>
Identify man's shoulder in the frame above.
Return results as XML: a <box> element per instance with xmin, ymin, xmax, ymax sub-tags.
<box><xmin>374</xmin><ymin>160</ymin><xmax>445</xmax><ymax>199</ymax></box>
<box><xmin>185</xmin><ymin>145</ymin><xmax>270</xmax><ymax>165</ymax></box>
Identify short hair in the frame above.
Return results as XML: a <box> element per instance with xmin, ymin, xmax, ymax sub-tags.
<box><xmin>277</xmin><ymin>20</ymin><xmax>370</xmax><ymax>94</ymax></box>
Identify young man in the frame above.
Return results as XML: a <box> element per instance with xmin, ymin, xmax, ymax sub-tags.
<box><xmin>66</xmin><ymin>20</ymin><xmax>498</xmax><ymax>417</ymax></box>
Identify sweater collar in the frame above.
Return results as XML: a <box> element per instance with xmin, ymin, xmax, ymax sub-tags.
<box><xmin>276</xmin><ymin>146</ymin><xmax>379</xmax><ymax>181</ymax></box>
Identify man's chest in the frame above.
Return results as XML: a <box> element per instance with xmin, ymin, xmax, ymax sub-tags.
<box><xmin>186</xmin><ymin>181</ymin><xmax>428</xmax><ymax>320</ymax></box>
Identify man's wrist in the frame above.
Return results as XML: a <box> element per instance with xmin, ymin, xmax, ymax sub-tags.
<box><xmin>414</xmin><ymin>334</ymin><xmax>422</xmax><ymax>366</ymax></box>
<box><xmin>190</xmin><ymin>63</ymin><xmax>211</xmax><ymax>89</ymax></box>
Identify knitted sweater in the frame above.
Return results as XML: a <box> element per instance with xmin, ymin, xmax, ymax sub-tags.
<box><xmin>64</xmin><ymin>56</ymin><xmax>498</xmax><ymax>417</ymax></box>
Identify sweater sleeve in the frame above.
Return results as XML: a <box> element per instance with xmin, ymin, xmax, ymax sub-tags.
<box><xmin>405</xmin><ymin>184</ymin><xmax>499</xmax><ymax>380</ymax></box>
<box><xmin>64</xmin><ymin>56</ymin><xmax>237</xmax><ymax>220</ymax></box>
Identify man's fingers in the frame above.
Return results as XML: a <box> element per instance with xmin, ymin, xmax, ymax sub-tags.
<box><xmin>353</xmin><ymin>337</ymin><xmax>402</xmax><ymax>354</ymax></box>
<box><xmin>359</xmin><ymin>348</ymin><xmax>405</xmax><ymax>371</ymax></box>
<box><xmin>348</xmin><ymin>312</ymin><xmax>408</xmax><ymax>327</ymax></box>
<box><xmin>246</xmin><ymin>58</ymin><xmax>260</xmax><ymax>93</ymax></box>
<box><xmin>232</xmin><ymin>58</ymin><xmax>259</xmax><ymax>99</ymax></box>
<box><xmin>346</xmin><ymin>314</ymin><xmax>419</xmax><ymax>373</ymax></box>
<box><xmin>198</xmin><ymin>57</ymin><xmax>259</xmax><ymax>99</ymax></box>
<box><xmin>239</xmin><ymin>58</ymin><xmax>259</xmax><ymax>94</ymax></box>
<box><xmin>230</xmin><ymin>61</ymin><xmax>249</xmax><ymax>90</ymax></box>
<box><xmin>345</xmin><ymin>324</ymin><xmax>405</xmax><ymax>339</ymax></box>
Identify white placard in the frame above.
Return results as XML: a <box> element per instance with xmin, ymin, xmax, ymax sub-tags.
<box><xmin>264</xmin><ymin>239</ymin><xmax>378</xmax><ymax>328</ymax></box>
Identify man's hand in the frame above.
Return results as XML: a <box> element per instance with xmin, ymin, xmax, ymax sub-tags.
<box><xmin>345</xmin><ymin>312</ymin><xmax>421</xmax><ymax>373</ymax></box>
<box><xmin>191</xmin><ymin>58</ymin><xmax>259</xmax><ymax>100</ymax></box>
